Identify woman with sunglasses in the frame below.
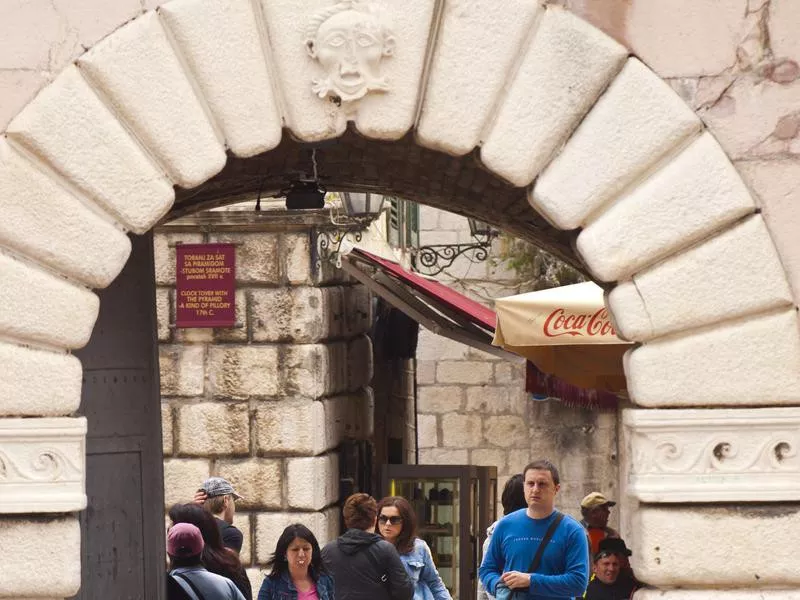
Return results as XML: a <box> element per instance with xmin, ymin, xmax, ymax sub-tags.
<box><xmin>376</xmin><ymin>496</ymin><xmax>452</xmax><ymax>600</ymax></box>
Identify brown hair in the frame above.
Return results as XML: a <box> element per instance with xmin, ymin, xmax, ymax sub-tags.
<box><xmin>523</xmin><ymin>459</ymin><xmax>560</xmax><ymax>485</ymax></box>
<box><xmin>204</xmin><ymin>495</ymin><xmax>226</xmax><ymax>515</ymax></box>
<box><xmin>343</xmin><ymin>493</ymin><xmax>377</xmax><ymax>530</ymax></box>
<box><xmin>376</xmin><ymin>496</ymin><xmax>416</xmax><ymax>554</ymax></box>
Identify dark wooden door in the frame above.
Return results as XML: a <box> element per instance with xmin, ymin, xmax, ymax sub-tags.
<box><xmin>72</xmin><ymin>232</ymin><xmax>166</xmax><ymax>600</ymax></box>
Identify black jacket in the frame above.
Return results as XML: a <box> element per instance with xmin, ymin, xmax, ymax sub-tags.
<box><xmin>321</xmin><ymin>529</ymin><xmax>413</xmax><ymax>600</ymax></box>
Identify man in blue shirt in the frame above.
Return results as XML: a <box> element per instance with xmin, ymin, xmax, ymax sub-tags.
<box><xmin>479</xmin><ymin>459</ymin><xmax>590</xmax><ymax>600</ymax></box>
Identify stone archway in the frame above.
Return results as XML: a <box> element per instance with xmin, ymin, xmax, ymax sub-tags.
<box><xmin>1</xmin><ymin>1</ymin><xmax>799</xmax><ymax>598</ymax></box>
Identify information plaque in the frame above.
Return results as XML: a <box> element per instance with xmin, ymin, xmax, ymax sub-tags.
<box><xmin>175</xmin><ymin>243</ymin><xmax>236</xmax><ymax>328</ymax></box>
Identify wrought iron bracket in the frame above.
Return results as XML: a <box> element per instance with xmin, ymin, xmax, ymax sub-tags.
<box><xmin>413</xmin><ymin>233</ymin><xmax>496</xmax><ymax>276</ymax></box>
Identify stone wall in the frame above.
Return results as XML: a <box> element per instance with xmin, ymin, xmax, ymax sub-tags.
<box><xmin>154</xmin><ymin>212</ymin><xmax>374</xmax><ymax>586</ymax></box>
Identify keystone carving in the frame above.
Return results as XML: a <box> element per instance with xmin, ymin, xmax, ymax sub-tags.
<box><xmin>0</xmin><ymin>417</ymin><xmax>86</xmax><ymax>513</ymax></box>
<box><xmin>624</xmin><ymin>408</ymin><xmax>800</xmax><ymax>502</ymax></box>
<box><xmin>305</xmin><ymin>0</ymin><xmax>395</xmax><ymax>102</ymax></box>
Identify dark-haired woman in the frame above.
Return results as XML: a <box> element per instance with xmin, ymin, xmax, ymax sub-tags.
<box><xmin>257</xmin><ymin>523</ymin><xmax>334</xmax><ymax>600</ymax></box>
<box><xmin>169</xmin><ymin>503</ymin><xmax>253</xmax><ymax>600</ymax></box>
<box><xmin>376</xmin><ymin>497</ymin><xmax>452</xmax><ymax>600</ymax></box>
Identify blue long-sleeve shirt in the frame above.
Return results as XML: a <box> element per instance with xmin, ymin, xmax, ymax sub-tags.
<box><xmin>478</xmin><ymin>509</ymin><xmax>589</xmax><ymax>600</ymax></box>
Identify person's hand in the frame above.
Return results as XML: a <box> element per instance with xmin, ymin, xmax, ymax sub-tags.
<box><xmin>193</xmin><ymin>489</ymin><xmax>207</xmax><ymax>505</ymax></box>
<box><xmin>501</xmin><ymin>570</ymin><xmax>531</xmax><ymax>590</ymax></box>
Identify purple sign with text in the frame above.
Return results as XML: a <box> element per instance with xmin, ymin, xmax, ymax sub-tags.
<box><xmin>176</xmin><ymin>243</ymin><xmax>236</xmax><ymax>328</ymax></box>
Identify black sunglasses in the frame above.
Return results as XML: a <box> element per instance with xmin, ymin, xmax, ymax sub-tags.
<box><xmin>378</xmin><ymin>515</ymin><xmax>403</xmax><ymax>525</ymax></box>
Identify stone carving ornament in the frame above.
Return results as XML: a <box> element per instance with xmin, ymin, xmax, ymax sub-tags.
<box><xmin>306</xmin><ymin>0</ymin><xmax>395</xmax><ymax>102</ymax></box>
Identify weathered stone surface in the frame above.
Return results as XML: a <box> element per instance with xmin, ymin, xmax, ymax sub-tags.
<box><xmin>208</xmin><ymin>346</ymin><xmax>280</xmax><ymax>398</ymax></box>
<box><xmin>159</xmin><ymin>345</ymin><xmax>205</xmax><ymax>397</ymax></box>
<box><xmin>209</xmin><ymin>232</ymin><xmax>281</xmax><ymax>284</ymax></box>
<box><xmin>418</xmin><ymin>448</ymin><xmax>469</xmax><ymax>464</ymax></box>
<box><xmin>162</xmin><ymin>403</ymin><xmax>174</xmax><ymax>456</ymax></box>
<box><xmin>283</xmin><ymin>344</ymin><xmax>330</xmax><ymax>398</ymax></box>
<box><xmin>417</xmin><ymin>413</ymin><xmax>438</xmax><ymax>448</ymax></box>
<box><xmin>737</xmin><ymin>159</ymin><xmax>800</xmax><ymax>300</ymax></box>
<box><xmin>343</xmin><ymin>284</ymin><xmax>372</xmax><ymax>336</ymax></box>
<box><xmin>153</xmin><ymin>232</ymin><xmax>204</xmax><ymax>285</ymax></box>
<box><xmin>0</xmin><ymin>140</ymin><xmax>132</xmax><ymax>288</ymax></box>
<box><xmin>251</xmin><ymin>287</ymin><xmax>331</xmax><ymax>343</ymax></box>
<box><xmin>286</xmin><ymin>455</ymin><xmax>338</xmax><ymax>511</ymax></box>
<box><xmin>418</xmin><ymin>0</ymin><xmax>540</xmax><ymax>155</ymax></box>
<box><xmin>416</xmin><ymin>329</ymin><xmax>467</xmax><ymax>361</ymax></box>
<box><xmin>177</xmin><ymin>402</ymin><xmax>250</xmax><ymax>457</ymax></box>
<box><xmin>163</xmin><ymin>458</ymin><xmax>210</xmax><ymax>508</ymax></box>
<box><xmin>234</xmin><ymin>512</ymin><xmax>252</xmax><ymax>566</ymax></box>
<box><xmin>465</xmin><ymin>386</ymin><xmax>523</xmax><ymax>415</ymax></box>
<box><xmin>471</xmin><ymin>448</ymin><xmax>507</xmax><ymax>474</ymax></box>
<box><xmin>0</xmin><ymin>251</ymin><xmax>99</xmax><ymax>350</ymax></box>
<box><xmin>256</xmin><ymin>399</ymin><xmax>326</xmax><ymax>456</ymax></box>
<box><xmin>6</xmin><ymin>65</ymin><xmax>175</xmax><ymax>233</ymax></box>
<box><xmin>634</xmin><ymin>505</ymin><xmax>800</xmax><ymax>586</ymax></box>
<box><xmin>436</xmin><ymin>361</ymin><xmax>493</xmax><ymax>385</ymax></box>
<box><xmin>625</xmin><ymin>0</ymin><xmax>748</xmax><ymax>77</ymax></box>
<box><xmin>0</xmin><ymin>343</ymin><xmax>81</xmax><ymax>417</ymax></box>
<box><xmin>768</xmin><ymin>0</ymin><xmax>800</xmax><ymax>64</ymax></box>
<box><xmin>160</xmin><ymin>0</ymin><xmax>282</xmax><ymax>157</ymax></box>
<box><xmin>77</xmin><ymin>12</ymin><xmax>226</xmax><ymax>188</ymax></box>
<box><xmin>347</xmin><ymin>335</ymin><xmax>373</xmax><ymax>392</ymax></box>
<box><xmin>484</xmin><ymin>416</ymin><xmax>529</xmax><ymax>448</ymax></box>
<box><xmin>441</xmin><ymin>413</ymin><xmax>483</xmax><ymax>447</ymax></box>
<box><xmin>578</xmin><ymin>132</ymin><xmax>756</xmax><ymax>282</ymax></box>
<box><xmin>156</xmin><ymin>288</ymin><xmax>171</xmax><ymax>343</ymax></box>
<box><xmin>216</xmin><ymin>459</ymin><xmax>282</xmax><ymax>510</ymax></box>
<box><xmin>0</xmin><ymin>516</ymin><xmax>80</xmax><ymax>596</ymax></box>
<box><xmin>283</xmin><ymin>233</ymin><xmax>312</xmax><ymax>285</ymax></box>
<box><xmin>626</xmin><ymin>309</ymin><xmax>800</xmax><ymax>407</ymax></box>
<box><xmin>418</xmin><ymin>386</ymin><xmax>465</xmax><ymax>414</ymax></box>
<box><xmin>609</xmin><ymin>216</ymin><xmax>793</xmax><ymax>341</ymax></box>
<box><xmin>482</xmin><ymin>6</ymin><xmax>627</xmax><ymax>186</ymax></box>
<box><xmin>416</xmin><ymin>360</ymin><xmax>436</xmax><ymax>385</ymax></box>
<box><xmin>532</xmin><ymin>58</ymin><xmax>701</xmax><ymax>230</ymax></box>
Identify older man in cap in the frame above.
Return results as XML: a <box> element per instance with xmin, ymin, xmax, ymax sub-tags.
<box><xmin>579</xmin><ymin>492</ymin><xmax>619</xmax><ymax>556</ymax></box>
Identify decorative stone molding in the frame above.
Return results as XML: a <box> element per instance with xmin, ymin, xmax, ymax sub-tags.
<box><xmin>625</xmin><ymin>407</ymin><xmax>800</xmax><ymax>502</ymax></box>
<box><xmin>0</xmin><ymin>417</ymin><xmax>86</xmax><ymax>513</ymax></box>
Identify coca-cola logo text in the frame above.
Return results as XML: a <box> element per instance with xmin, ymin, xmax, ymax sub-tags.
<box><xmin>543</xmin><ymin>308</ymin><xmax>617</xmax><ymax>338</ymax></box>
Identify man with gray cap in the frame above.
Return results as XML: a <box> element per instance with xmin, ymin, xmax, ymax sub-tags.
<box><xmin>579</xmin><ymin>492</ymin><xmax>619</xmax><ymax>556</ymax></box>
<box><xmin>194</xmin><ymin>477</ymin><xmax>244</xmax><ymax>553</ymax></box>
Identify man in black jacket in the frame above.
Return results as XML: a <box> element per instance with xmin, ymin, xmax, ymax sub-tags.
<box><xmin>322</xmin><ymin>493</ymin><xmax>413</xmax><ymax>600</ymax></box>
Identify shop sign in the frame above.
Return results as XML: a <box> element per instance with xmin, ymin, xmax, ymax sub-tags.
<box><xmin>175</xmin><ymin>243</ymin><xmax>236</xmax><ymax>328</ymax></box>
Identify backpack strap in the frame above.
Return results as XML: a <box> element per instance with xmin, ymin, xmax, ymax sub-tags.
<box><xmin>527</xmin><ymin>512</ymin><xmax>565</xmax><ymax>574</ymax></box>
<box><xmin>171</xmin><ymin>571</ymin><xmax>208</xmax><ymax>600</ymax></box>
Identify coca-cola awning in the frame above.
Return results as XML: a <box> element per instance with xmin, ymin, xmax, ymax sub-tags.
<box><xmin>493</xmin><ymin>282</ymin><xmax>630</xmax><ymax>393</ymax></box>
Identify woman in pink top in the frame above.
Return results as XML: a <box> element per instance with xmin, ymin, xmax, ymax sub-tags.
<box><xmin>258</xmin><ymin>524</ymin><xmax>334</xmax><ymax>600</ymax></box>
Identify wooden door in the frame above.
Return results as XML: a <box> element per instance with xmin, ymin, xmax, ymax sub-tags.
<box><xmin>72</xmin><ymin>232</ymin><xmax>165</xmax><ymax>600</ymax></box>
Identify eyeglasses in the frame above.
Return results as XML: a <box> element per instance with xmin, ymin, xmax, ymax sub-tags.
<box><xmin>378</xmin><ymin>515</ymin><xmax>403</xmax><ymax>525</ymax></box>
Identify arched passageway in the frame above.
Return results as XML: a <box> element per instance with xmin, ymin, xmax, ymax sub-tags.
<box><xmin>1</xmin><ymin>1</ymin><xmax>799</xmax><ymax>598</ymax></box>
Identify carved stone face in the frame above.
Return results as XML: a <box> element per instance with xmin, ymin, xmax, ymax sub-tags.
<box><xmin>308</xmin><ymin>6</ymin><xmax>394</xmax><ymax>102</ymax></box>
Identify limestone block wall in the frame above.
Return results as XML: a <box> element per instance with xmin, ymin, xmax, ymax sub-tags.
<box><xmin>154</xmin><ymin>215</ymin><xmax>373</xmax><ymax>585</ymax></box>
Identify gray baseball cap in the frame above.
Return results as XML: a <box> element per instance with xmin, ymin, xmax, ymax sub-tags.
<box><xmin>201</xmin><ymin>477</ymin><xmax>243</xmax><ymax>500</ymax></box>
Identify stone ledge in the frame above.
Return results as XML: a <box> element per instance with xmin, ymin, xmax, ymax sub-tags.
<box><xmin>625</xmin><ymin>407</ymin><xmax>800</xmax><ymax>503</ymax></box>
<box><xmin>0</xmin><ymin>417</ymin><xmax>86</xmax><ymax>513</ymax></box>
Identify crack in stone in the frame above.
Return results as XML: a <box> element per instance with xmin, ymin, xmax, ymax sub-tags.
<box><xmin>630</xmin><ymin>277</ymin><xmax>656</xmax><ymax>339</ymax></box>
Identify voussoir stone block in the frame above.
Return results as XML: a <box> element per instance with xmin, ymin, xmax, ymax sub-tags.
<box><xmin>160</xmin><ymin>0</ymin><xmax>282</xmax><ymax>157</ymax></box>
<box><xmin>0</xmin><ymin>252</ymin><xmax>99</xmax><ymax>349</ymax></box>
<box><xmin>625</xmin><ymin>309</ymin><xmax>800</xmax><ymax>407</ymax></box>
<box><xmin>286</xmin><ymin>454</ymin><xmax>338</xmax><ymax>511</ymax></box>
<box><xmin>609</xmin><ymin>216</ymin><xmax>793</xmax><ymax>341</ymax></box>
<box><xmin>6</xmin><ymin>65</ymin><xmax>175</xmax><ymax>234</ymax></box>
<box><xmin>0</xmin><ymin>343</ymin><xmax>81</xmax><ymax>417</ymax></box>
<box><xmin>0</xmin><ymin>516</ymin><xmax>80</xmax><ymax>597</ymax></box>
<box><xmin>208</xmin><ymin>346</ymin><xmax>280</xmax><ymax>398</ymax></box>
<box><xmin>531</xmin><ymin>58</ymin><xmax>702</xmax><ymax>230</ymax></box>
<box><xmin>481</xmin><ymin>6</ymin><xmax>627</xmax><ymax>186</ymax></box>
<box><xmin>216</xmin><ymin>458</ymin><xmax>282</xmax><ymax>510</ymax></box>
<box><xmin>256</xmin><ymin>399</ymin><xmax>326</xmax><ymax>456</ymax></box>
<box><xmin>0</xmin><ymin>140</ymin><xmax>131</xmax><ymax>288</ymax></box>
<box><xmin>578</xmin><ymin>133</ymin><xmax>756</xmax><ymax>282</ymax></box>
<box><xmin>634</xmin><ymin>504</ymin><xmax>800</xmax><ymax>587</ymax></box>
<box><xmin>417</xmin><ymin>0</ymin><xmax>540</xmax><ymax>156</ymax></box>
<box><xmin>78</xmin><ymin>11</ymin><xmax>226</xmax><ymax>188</ymax></box>
<box><xmin>177</xmin><ymin>402</ymin><xmax>250</xmax><ymax>456</ymax></box>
